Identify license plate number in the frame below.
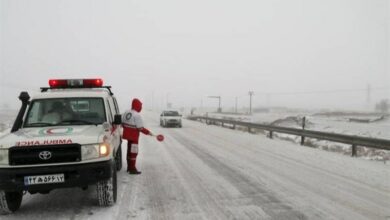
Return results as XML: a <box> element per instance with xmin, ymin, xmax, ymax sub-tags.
<box><xmin>24</xmin><ymin>174</ymin><xmax>65</xmax><ymax>185</ymax></box>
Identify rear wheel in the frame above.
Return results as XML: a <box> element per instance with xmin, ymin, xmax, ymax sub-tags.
<box><xmin>96</xmin><ymin>163</ymin><xmax>117</xmax><ymax>206</ymax></box>
<box><xmin>0</xmin><ymin>191</ymin><xmax>23</xmax><ymax>214</ymax></box>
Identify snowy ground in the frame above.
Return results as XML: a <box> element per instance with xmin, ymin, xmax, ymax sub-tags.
<box><xmin>1</xmin><ymin>112</ymin><xmax>389</xmax><ymax>220</ymax></box>
<box><xmin>203</xmin><ymin>111</ymin><xmax>390</xmax><ymax>160</ymax></box>
<box><xmin>205</xmin><ymin>111</ymin><xmax>390</xmax><ymax>138</ymax></box>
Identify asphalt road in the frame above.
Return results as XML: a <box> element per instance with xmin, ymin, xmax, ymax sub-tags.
<box><xmin>2</xmin><ymin>115</ymin><xmax>389</xmax><ymax>220</ymax></box>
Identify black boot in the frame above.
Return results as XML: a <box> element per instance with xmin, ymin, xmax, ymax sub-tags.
<box><xmin>128</xmin><ymin>169</ymin><xmax>142</xmax><ymax>175</ymax></box>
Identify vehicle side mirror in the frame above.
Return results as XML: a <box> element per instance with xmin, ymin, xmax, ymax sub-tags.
<box><xmin>103</xmin><ymin>122</ymin><xmax>110</xmax><ymax>131</ymax></box>
<box><xmin>114</xmin><ymin>114</ymin><xmax>122</xmax><ymax>125</ymax></box>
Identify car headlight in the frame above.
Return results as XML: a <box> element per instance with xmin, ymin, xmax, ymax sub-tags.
<box><xmin>0</xmin><ymin>149</ymin><xmax>9</xmax><ymax>165</ymax></box>
<box><xmin>82</xmin><ymin>143</ymin><xmax>110</xmax><ymax>161</ymax></box>
<box><xmin>99</xmin><ymin>143</ymin><xmax>110</xmax><ymax>157</ymax></box>
<box><xmin>81</xmin><ymin>144</ymin><xmax>99</xmax><ymax>160</ymax></box>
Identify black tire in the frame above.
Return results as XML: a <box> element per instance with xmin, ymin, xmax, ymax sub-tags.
<box><xmin>96</xmin><ymin>163</ymin><xmax>117</xmax><ymax>206</ymax></box>
<box><xmin>178</xmin><ymin>123</ymin><xmax>182</xmax><ymax>128</ymax></box>
<box><xmin>0</xmin><ymin>191</ymin><xmax>23</xmax><ymax>214</ymax></box>
<box><xmin>116</xmin><ymin>144</ymin><xmax>122</xmax><ymax>171</ymax></box>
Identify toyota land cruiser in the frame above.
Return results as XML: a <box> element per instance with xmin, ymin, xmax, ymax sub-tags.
<box><xmin>0</xmin><ymin>78</ymin><xmax>122</xmax><ymax>213</ymax></box>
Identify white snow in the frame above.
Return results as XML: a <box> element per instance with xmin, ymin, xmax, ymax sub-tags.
<box><xmin>205</xmin><ymin>111</ymin><xmax>390</xmax><ymax>138</ymax></box>
<box><xmin>203</xmin><ymin>111</ymin><xmax>390</xmax><ymax>160</ymax></box>
<box><xmin>0</xmin><ymin>111</ymin><xmax>389</xmax><ymax>219</ymax></box>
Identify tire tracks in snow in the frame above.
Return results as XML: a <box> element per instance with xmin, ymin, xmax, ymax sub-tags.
<box><xmin>175</xmin><ymin>120</ymin><xmax>390</xmax><ymax>219</ymax></box>
<box><xmin>114</xmin><ymin>134</ymin><xmax>207</xmax><ymax>220</ymax></box>
<box><xmin>168</xmin><ymin>128</ymin><xmax>307</xmax><ymax>220</ymax></box>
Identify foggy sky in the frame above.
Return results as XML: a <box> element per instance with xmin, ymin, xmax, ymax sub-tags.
<box><xmin>0</xmin><ymin>0</ymin><xmax>389</xmax><ymax>111</ymax></box>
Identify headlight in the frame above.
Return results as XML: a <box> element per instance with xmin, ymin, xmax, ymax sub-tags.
<box><xmin>99</xmin><ymin>143</ymin><xmax>110</xmax><ymax>157</ymax></box>
<box><xmin>81</xmin><ymin>144</ymin><xmax>99</xmax><ymax>160</ymax></box>
<box><xmin>81</xmin><ymin>143</ymin><xmax>111</xmax><ymax>161</ymax></box>
<box><xmin>0</xmin><ymin>149</ymin><xmax>9</xmax><ymax>165</ymax></box>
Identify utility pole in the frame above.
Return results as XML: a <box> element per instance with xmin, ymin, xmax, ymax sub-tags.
<box><xmin>266</xmin><ymin>93</ymin><xmax>270</xmax><ymax>106</ymax></box>
<box><xmin>151</xmin><ymin>91</ymin><xmax>154</xmax><ymax>111</ymax></box>
<box><xmin>248</xmin><ymin>91</ymin><xmax>254</xmax><ymax>114</ymax></box>
<box><xmin>235</xmin><ymin>97</ymin><xmax>238</xmax><ymax>114</ymax></box>
<box><xmin>166</xmin><ymin>93</ymin><xmax>171</xmax><ymax>109</ymax></box>
<box><xmin>367</xmin><ymin>84</ymin><xmax>371</xmax><ymax>110</ymax></box>
<box><xmin>208</xmin><ymin>96</ymin><xmax>221</xmax><ymax>113</ymax></box>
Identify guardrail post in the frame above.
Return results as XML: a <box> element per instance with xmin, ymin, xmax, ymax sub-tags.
<box><xmin>269</xmin><ymin>131</ymin><xmax>273</xmax><ymax>139</ymax></box>
<box><xmin>301</xmin><ymin>116</ymin><xmax>306</xmax><ymax>145</ymax></box>
<box><xmin>352</xmin><ymin>144</ymin><xmax>357</xmax><ymax>157</ymax></box>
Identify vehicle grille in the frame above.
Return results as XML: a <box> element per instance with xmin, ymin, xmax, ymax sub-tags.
<box><xmin>9</xmin><ymin>144</ymin><xmax>81</xmax><ymax>165</ymax></box>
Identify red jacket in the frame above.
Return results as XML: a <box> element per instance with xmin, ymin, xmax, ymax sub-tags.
<box><xmin>122</xmin><ymin>99</ymin><xmax>150</xmax><ymax>142</ymax></box>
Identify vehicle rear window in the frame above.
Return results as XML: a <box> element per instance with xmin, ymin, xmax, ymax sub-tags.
<box><xmin>164</xmin><ymin>111</ymin><xmax>180</xmax><ymax>116</ymax></box>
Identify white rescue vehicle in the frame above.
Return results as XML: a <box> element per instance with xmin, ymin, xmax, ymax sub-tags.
<box><xmin>0</xmin><ymin>79</ymin><xmax>122</xmax><ymax>213</ymax></box>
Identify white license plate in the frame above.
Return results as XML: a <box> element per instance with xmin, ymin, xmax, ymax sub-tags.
<box><xmin>24</xmin><ymin>174</ymin><xmax>65</xmax><ymax>185</ymax></box>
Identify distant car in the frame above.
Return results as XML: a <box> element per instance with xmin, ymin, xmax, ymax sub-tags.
<box><xmin>160</xmin><ymin>110</ymin><xmax>182</xmax><ymax>128</ymax></box>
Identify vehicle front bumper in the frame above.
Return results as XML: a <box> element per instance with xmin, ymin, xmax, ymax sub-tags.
<box><xmin>0</xmin><ymin>160</ymin><xmax>114</xmax><ymax>192</ymax></box>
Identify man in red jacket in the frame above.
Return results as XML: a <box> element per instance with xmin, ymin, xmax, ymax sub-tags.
<box><xmin>122</xmin><ymin>98</ymin><xmax>153</xmax><ymax>174</ymax></box>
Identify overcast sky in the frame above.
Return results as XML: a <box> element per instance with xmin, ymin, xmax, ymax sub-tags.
<box><xmin>0</xmin><ymin>0</ymin><xmax>389</xmax><ymax>111</ymax></box>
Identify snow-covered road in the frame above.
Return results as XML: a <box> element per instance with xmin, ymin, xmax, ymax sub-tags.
<box><xmin>2</xmin><ymin>114</ymin><xmax>390</xmax><ymax>220</ymax></box>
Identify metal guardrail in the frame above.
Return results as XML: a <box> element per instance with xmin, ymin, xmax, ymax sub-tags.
<box><xmin>187</xmin><ymin>116</ymin><xmax>390</xmax><ymax>156</ymax></box>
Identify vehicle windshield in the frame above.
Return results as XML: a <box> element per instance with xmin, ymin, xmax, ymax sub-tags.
<box><xmin>164</xmin><ymin>111</ymin><xmax>180</xmax><ymax>116</ymax></box>
<box><xmin>24</xmin><ymin>98</ymin><xmax>106</xmax><ymax>127</ymax></box>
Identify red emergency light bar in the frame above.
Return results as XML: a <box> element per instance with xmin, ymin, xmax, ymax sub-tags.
<box><xmin>48</xmin><ymin>78</ymin><xmax>103</xmax><ymax>88</ymax></box>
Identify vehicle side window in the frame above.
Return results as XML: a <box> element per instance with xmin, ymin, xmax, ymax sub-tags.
<box><xmin>106</xmin><ymin>99</ymin><xmax>113</xmax><ymax>123</ymax></box>
<box><xmin>113</xmin><ymin>97</ymin><xmax>120</xmax><ymax>114</ymax></box>
<box><xmin>25</xmin><ymin>102</ymin><xmax>41</xmax><ymax>124</ymax></box>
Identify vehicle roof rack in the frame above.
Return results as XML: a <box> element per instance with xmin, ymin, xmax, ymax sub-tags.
<box><xmin>40</xmin><ymin>86</ymin><xmax>114</xmax><ymax>95</ymax></box>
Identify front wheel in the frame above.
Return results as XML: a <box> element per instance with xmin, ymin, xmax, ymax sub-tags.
<box><xmin>0</xmin><ymin>191</ymin><xmax>23</xmax><ymax>214</ymax></box>
<box><xmin>115</xmin><ymin>144</ymin><xmax>122</xmax><ymax>171</ymax></box>
<box><xmin>96</xmin><ymin>163</ymin><xmax>117</xmax><ymax>206</ymax></box>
